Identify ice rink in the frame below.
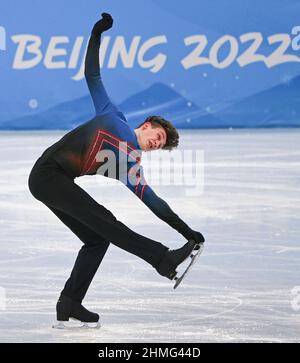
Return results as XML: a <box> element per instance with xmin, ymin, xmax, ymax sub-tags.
<box><xmin>0</xmin><ymin>129</ymin><xmax>299</xmax><ymax>343</ymax></box>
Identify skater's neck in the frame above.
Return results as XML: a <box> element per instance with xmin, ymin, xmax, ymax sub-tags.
<box><xmin>134</xmin><ymin>128</ymin><xmax>142</xmax><ymax>150</ymax></box>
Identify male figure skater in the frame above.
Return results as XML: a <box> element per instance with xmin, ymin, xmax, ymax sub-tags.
<box><xmin>28</xmin><ymin>13</ymin><xmax>205</xmax><ymax>328</ymax></box>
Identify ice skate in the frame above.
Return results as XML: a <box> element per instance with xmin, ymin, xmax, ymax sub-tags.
<box><xmin>53</xmin><ymin>319</ymin><xmax>100</xmax><ymax>330</ymax></box>
<box><xmin>52</xmin><ymin>294</ymin><xmax>101</xmax><ymax>330</ymax></box>
<box><xmin>173</xmin><ymin>242</ymin><xmax>204</xmax><ymax>289</ymax></box>
<box><xmin>156</xmin><ymin>239</ymin><xmax>203</xmax><ymax>282</ymax></box>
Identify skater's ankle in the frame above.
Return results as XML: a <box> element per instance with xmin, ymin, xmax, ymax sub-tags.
<box><xmin>153</xmin><ymin>248</ymin><xmax>169</xmax><ymax>269</ymax></box>
<box><xmin>155</xmin><ymin>250</ymin><xmax>177</xmax><ymax>279</ymax></box>
<box><xmin>59</xmin><ymin>292</ymin><xmax>82</xmax><ymax>304</ymax></box>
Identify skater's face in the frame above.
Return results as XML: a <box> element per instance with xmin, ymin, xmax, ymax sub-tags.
<box><xmin>138</xmin><ymin>122</ymin><xmax>167</xmax><ymax>151</ymax></box>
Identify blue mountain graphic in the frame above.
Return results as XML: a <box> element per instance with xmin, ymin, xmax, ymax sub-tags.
<box><xmin>0</xmin><ymin>82</ymin><xmax>221</xmax><ymax>130</ymax></box>
<box><xmin>2</xmin><ymin>77</ymin><xmax>299</xmax><ymax>130</ymax></box>
<box><xmin>0</xmin><ymin>95</ymin><xmax>95</xmax><ymax>130</ymax></box>
<box><xmin>119</xmin><ymin>82</ymin><xmax>222</xmax><ymax>128</ymax></box>
<box><xmin>215</xmin><ymin>75</ymin><xmax>300</xmax><ymax>127</ymax></box>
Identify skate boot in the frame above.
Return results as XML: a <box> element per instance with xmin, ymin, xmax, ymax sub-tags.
<box><xmin>156</xmin><ymin>240</ymin><xmax>199</xmax><ymax>280</ymax></box>
<box><xmin>53</xmin><ymin>294</ymin><xmax>100</xmax><ymax>329</ymax></box>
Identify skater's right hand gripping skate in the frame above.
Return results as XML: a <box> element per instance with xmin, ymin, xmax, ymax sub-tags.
<box><xmin>187</xmin><ymin>230</ymin><xmax>205</xmax><ymax>249</ymax></box>
<box><xmin>92</xmin><ymin>12</ymin><xmax>113</xmax><ymax>36</ymax></box>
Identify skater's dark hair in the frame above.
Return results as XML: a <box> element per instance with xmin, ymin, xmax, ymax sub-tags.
<box><xmin>137</xmin><ymin>116</ymin><xmax>179</xmax><ymax>151</ymax></box>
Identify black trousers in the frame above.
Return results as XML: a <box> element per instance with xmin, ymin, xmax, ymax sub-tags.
<box><xmin>28</xmin><ymin>156</ymin><xmax>168</xmax><ymax>303</ymax></box>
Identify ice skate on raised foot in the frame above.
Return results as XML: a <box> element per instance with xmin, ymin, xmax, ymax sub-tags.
<box><xmin>173</xmin><ymin>242</ymin><xmax>204</xmax><ymax>289</ymax></box>
<box><xmin>156</xmin><ymin>239</ymin><xmax>204</xmax><ymax>287</ymax></box>
<box><xmin>52</xmin><ymin>294</ymin><xmax>101</xmax><ymax>330</ymax></box>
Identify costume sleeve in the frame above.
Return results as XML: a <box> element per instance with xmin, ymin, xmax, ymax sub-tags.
<box><xmin>121</xmin><ymin>162</ymin><xmax>194</xmax><ymax>239</ymax></box>
<box><xmin>84</xmin><ymin>33</ymin><xmax>119</xmax><ymax>115</ymax></box>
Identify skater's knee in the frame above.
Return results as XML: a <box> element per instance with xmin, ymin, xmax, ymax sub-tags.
<box><xmin>28</xmin><ymin>172</ymin><xmax>40</xmax><ymax>199</ymax></box>
<box><xmin>28</xmin><ymin>171</ymin><xmax>48</xmax><ymax>202</ymax></box>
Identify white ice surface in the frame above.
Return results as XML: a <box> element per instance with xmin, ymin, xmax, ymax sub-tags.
<box><xmin>0</xmin><ymin>129</ymin><xmax>299</xmax><ymax>342</ymax></box>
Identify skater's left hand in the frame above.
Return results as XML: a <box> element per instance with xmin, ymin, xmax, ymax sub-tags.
<box><xmin>92</xmin><ymin>12</ymin><xmax>113</xmax><ymax>36</ymax></box>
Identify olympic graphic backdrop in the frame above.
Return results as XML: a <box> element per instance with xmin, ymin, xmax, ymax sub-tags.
<box><xmin>0</xmin><ymin>0</ymin><xmax>300</xmax><ymax>129</ymax></box>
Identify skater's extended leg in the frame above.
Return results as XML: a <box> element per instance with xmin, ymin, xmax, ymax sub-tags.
<box><xmin>47</xmin><ymin>206</ymin><xmax>109</xmax><ymax>303</ymax></box>
<box><xmin>29</xmin><ymin>168</ymin><xmax>168</xmax><ymax>269</ymax></box>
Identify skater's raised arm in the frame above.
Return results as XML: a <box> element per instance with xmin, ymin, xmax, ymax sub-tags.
<box><xmin>85</xmin><ymin>13</ymin><xmax>118</xmax><ymax>115</ymax></box>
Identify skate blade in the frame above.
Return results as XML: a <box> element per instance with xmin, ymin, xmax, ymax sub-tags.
<box><xmin>52</xmin><ymin>319</ymin><xmax>101</xmax><ymax>330</ymax></box>
<box><xmin>173</xmin><ymin>243</ymin><xmax>204</xmax><ymax>289</ymax></box>
<box><xmin>168</xmin><ymin>242</ymin><xmax>202</xmax><ymax>281</ymax></box>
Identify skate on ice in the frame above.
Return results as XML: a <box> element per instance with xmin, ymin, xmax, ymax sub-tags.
<box><xmin>52</xmin><ymin>294</ymin><xmax>101</xmax><ymax>330</ymax></box>
<box><xmin>52</xmin><ymin>319</ymin><xmax>101</xmax><ymax>330</ymax></box>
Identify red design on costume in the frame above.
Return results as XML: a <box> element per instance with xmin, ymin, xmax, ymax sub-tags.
<box><xmin>81</xmin><ymin>130</ymin><xmax>141</xmax><ymax>175</ymax></box>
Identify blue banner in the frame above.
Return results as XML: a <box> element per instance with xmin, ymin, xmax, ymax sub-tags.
<box><xmin>0</xmin><ymin>0</ymin><xmax>300</xmax><ymax>129</ymax></box>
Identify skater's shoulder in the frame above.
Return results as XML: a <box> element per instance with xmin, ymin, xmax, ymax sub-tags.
<box><xmin>92</xmin><ymin>111</ymin><xmax>126</xmax><ymax>128</ymax></box>
<box><xmin>93</xmin><ymin>109</ymin><xmax>127</xmax><ymax>124</ymax></box>
<box><xmin>90</xmin><ymin>111</ymin><xmax>139</xmax><ymax>150</ymax></box>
